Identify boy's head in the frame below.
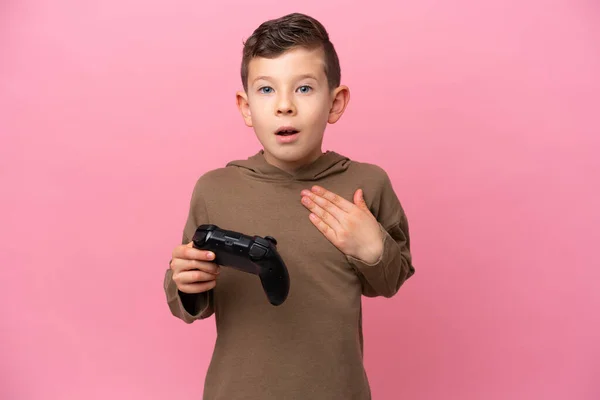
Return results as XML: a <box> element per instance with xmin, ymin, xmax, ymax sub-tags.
<box><xmin>236</xmin><ymin>13</ymin><xmax>350</xmax><ymax>172</ymax></box>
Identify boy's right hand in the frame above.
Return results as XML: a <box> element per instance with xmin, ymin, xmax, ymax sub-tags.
<box><xmin>170</xmin><ymin>242</ymin><xmax>220</xmax><ymax>294</ymax></box>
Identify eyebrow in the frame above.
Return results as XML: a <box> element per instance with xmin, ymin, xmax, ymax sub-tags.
<box><xmin>252</xmin><ymin>76</ymin><xmax>271</xmax><ymax>84</ymax></box>
<box><xmin>295</xmin><ymin>74</ymin><xmax>319</xmax><ymax>81</ymax></box>
<box><xmin>252</xmin><ymin>74</ymin><xmax>319</xmax><ymax>85</ymax></box>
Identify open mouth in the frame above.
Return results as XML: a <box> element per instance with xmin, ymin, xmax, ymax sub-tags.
<box><xmin>276</xmin><ymin>127</ymin><xmax>299</xmax><ymax>136</ymax></box>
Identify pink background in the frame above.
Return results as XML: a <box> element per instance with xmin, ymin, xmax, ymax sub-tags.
<box><xmin>1</xmin><ymin>1</ymin><xmax>599</xmax><ymax>399</ymax></box>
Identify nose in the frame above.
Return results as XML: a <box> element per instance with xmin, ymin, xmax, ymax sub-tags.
<box><xmin>276</xmin><ymin>93</ymin><xmax>296</xmax><ymax>116</ymax></box>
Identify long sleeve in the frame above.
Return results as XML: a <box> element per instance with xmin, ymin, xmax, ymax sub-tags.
<box><xmin>346</xmin><ymin>169</ymin><xmax>415</xmax><ymax>298</ymax></box>
<box><xmin>164</xmin><ymin>178</ymin><xmax>215</xmax><ymax>323</ymax></box>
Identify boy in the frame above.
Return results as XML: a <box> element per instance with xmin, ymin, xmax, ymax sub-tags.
<box><xmin>164</xmin><ymin>12</ymin><xmax>414</xmax><ymax>400</ymax></box>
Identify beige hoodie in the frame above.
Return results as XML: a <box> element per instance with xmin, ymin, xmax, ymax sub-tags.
<box><xmin>164</xmin><ymin>150</ymin><xmax>414</xmax><ymax>400</ymax></box>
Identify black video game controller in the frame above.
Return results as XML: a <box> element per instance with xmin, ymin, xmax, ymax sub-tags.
<box><xmin>192</xmin><ymin>224</ymin><xmax>290</xmax><ymax>306</ymax></box>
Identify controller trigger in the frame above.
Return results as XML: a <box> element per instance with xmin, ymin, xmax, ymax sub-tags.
<box><xmin>265</xmin><ymin>236</ymin><xmax>277</xmax><ymax>245</ymax></box>
<box><xmin>192</xmin><ymin>231</ymin><xmax>207</xmax><ymax>247</ymax></box>
<box><xmin>249</xmin><ymin>243</ymin><xmax>267</xmax><ymax>260</ymax></box>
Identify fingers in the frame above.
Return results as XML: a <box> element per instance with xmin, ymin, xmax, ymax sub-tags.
<box><xmin>171</xmin><ymin>243</ymin><xmax>220</xmax><ymax>294</ymax></box>
<box><xmin>173</xmin><ymin>243</ymin><xmax>215</xmax><ymax>262</ymax></box>
<box><xmin>173</xmin><ymin>265</ymin><xmax>219</xmax><ymax>293</ymax></box>
<box><xmin>177</xmin><ymin>279</ymin><xmax>217</xmax><ymax>294</ymax></box>
<box><xmin>353</xmin><ymin>188</ymin><xmax>368</xmax><ymax>210</ymax></box>
<box><xmin>310</xmin><ymin>186</ymin><xmax>354</xmax><ymax>212</ymax></box>
<box><xmin>174</xmin><ymin>268</ymin><xmax>218</xmax><ymax>285</ymax></box>
<box><xmin>301</xmin><ymin>194</ymin><xmax>344</xmax><ymax>231</ymax></box>
<box><xmin>170</xmin><ymin>257</ymin><xmax>220</xmax><ymax>274</ymax></box>
<box><xmin>308</xmin><ymin>213</ymin><xmax>339</xmax><ymax>244</ymax></box>
<box><xmin>301</xmin><ymin>189</ymin><xmax>345</xmax><ymax>221</ymax></box>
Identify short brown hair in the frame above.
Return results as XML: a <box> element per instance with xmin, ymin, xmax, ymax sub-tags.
<box><xmin>240</xmin><ymin>13</ymin><xmax>341</xmax><ymax>92</ymax></box>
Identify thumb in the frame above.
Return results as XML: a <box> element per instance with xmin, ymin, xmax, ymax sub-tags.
<box><xmin>186</xmin><ymin>241</ymin><xmax>194</xmax><ymax>247</ymax></box>
<box><xmin>354</xmin><ymin>189</ymin><xmax>368</xmax><ymax>210</ymax></box>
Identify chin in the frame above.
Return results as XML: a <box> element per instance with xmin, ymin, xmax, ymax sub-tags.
<box><xmin>266</xmin><ymin>145</ymin><xmax>321</xmax><ymax>164</ymax></box>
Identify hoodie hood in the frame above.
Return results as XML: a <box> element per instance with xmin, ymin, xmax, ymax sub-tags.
<box><xmin>226</xmin><ymin>150</ymin><xmax>351</xmax><ymax>182</ymax></box>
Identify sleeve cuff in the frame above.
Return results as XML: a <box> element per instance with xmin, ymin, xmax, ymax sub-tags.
<box><xmin>164</xmin><ymin>269</ymin><xmax>212</xmax><ymax>323</ymax></box>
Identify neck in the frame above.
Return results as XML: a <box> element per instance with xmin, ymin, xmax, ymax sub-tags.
<box><xmin>263</xmin><ymin>149</ymin><xmax>324</xmax><ymax>174</ymax></box>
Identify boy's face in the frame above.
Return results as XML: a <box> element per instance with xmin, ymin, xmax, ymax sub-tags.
<box><xmin>236</xmin><ymin>46</ymin><xmax>349</xmax><ymax>172</ymax></box>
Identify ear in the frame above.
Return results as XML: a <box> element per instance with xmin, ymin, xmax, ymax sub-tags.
<box><xmin>236</xmin><ymin>91</ymin><xmax>253</xmax><ymax>127</ymax></box>
<box><xmin>328</xmin><ymin>85</ymin><xmax>350</xmax><ymax>124</ymax></box>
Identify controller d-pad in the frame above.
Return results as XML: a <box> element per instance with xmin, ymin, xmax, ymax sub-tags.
<box><xmin>249</xmin><ymin>243</ymin><xmax>267</xmax><ymax>260</ymax></box>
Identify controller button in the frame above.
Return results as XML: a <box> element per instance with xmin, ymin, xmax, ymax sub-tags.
<box><xmin>265</xmin><ymin>236</ymin><xmax>277</xmax><ymax>245</ymax></box>
<box><xmin>249</xmin><ymin>244</ymin><xmax>267</xmax><ymax>260</ymax></box>
<box><xmin>254</xmin><ymin>237</ymin><xmax>269</xmax><ymax>247</ymax></box>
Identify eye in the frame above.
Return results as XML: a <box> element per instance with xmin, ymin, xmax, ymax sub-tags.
<box><xmin>297</xmin><ymin>85</ymin><xmax>312</xmax><ymax>94</ymax></box>
<box><xmin>258</xmin><ymin>86</ymin><xmax>273</xmax><ymax>94</ymax></box>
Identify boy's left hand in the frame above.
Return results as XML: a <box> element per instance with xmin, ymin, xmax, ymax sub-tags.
<box><xmin>300</xmin><ymin>185</ymin><xmax>384</xmax><ymax>264</ymax></box>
